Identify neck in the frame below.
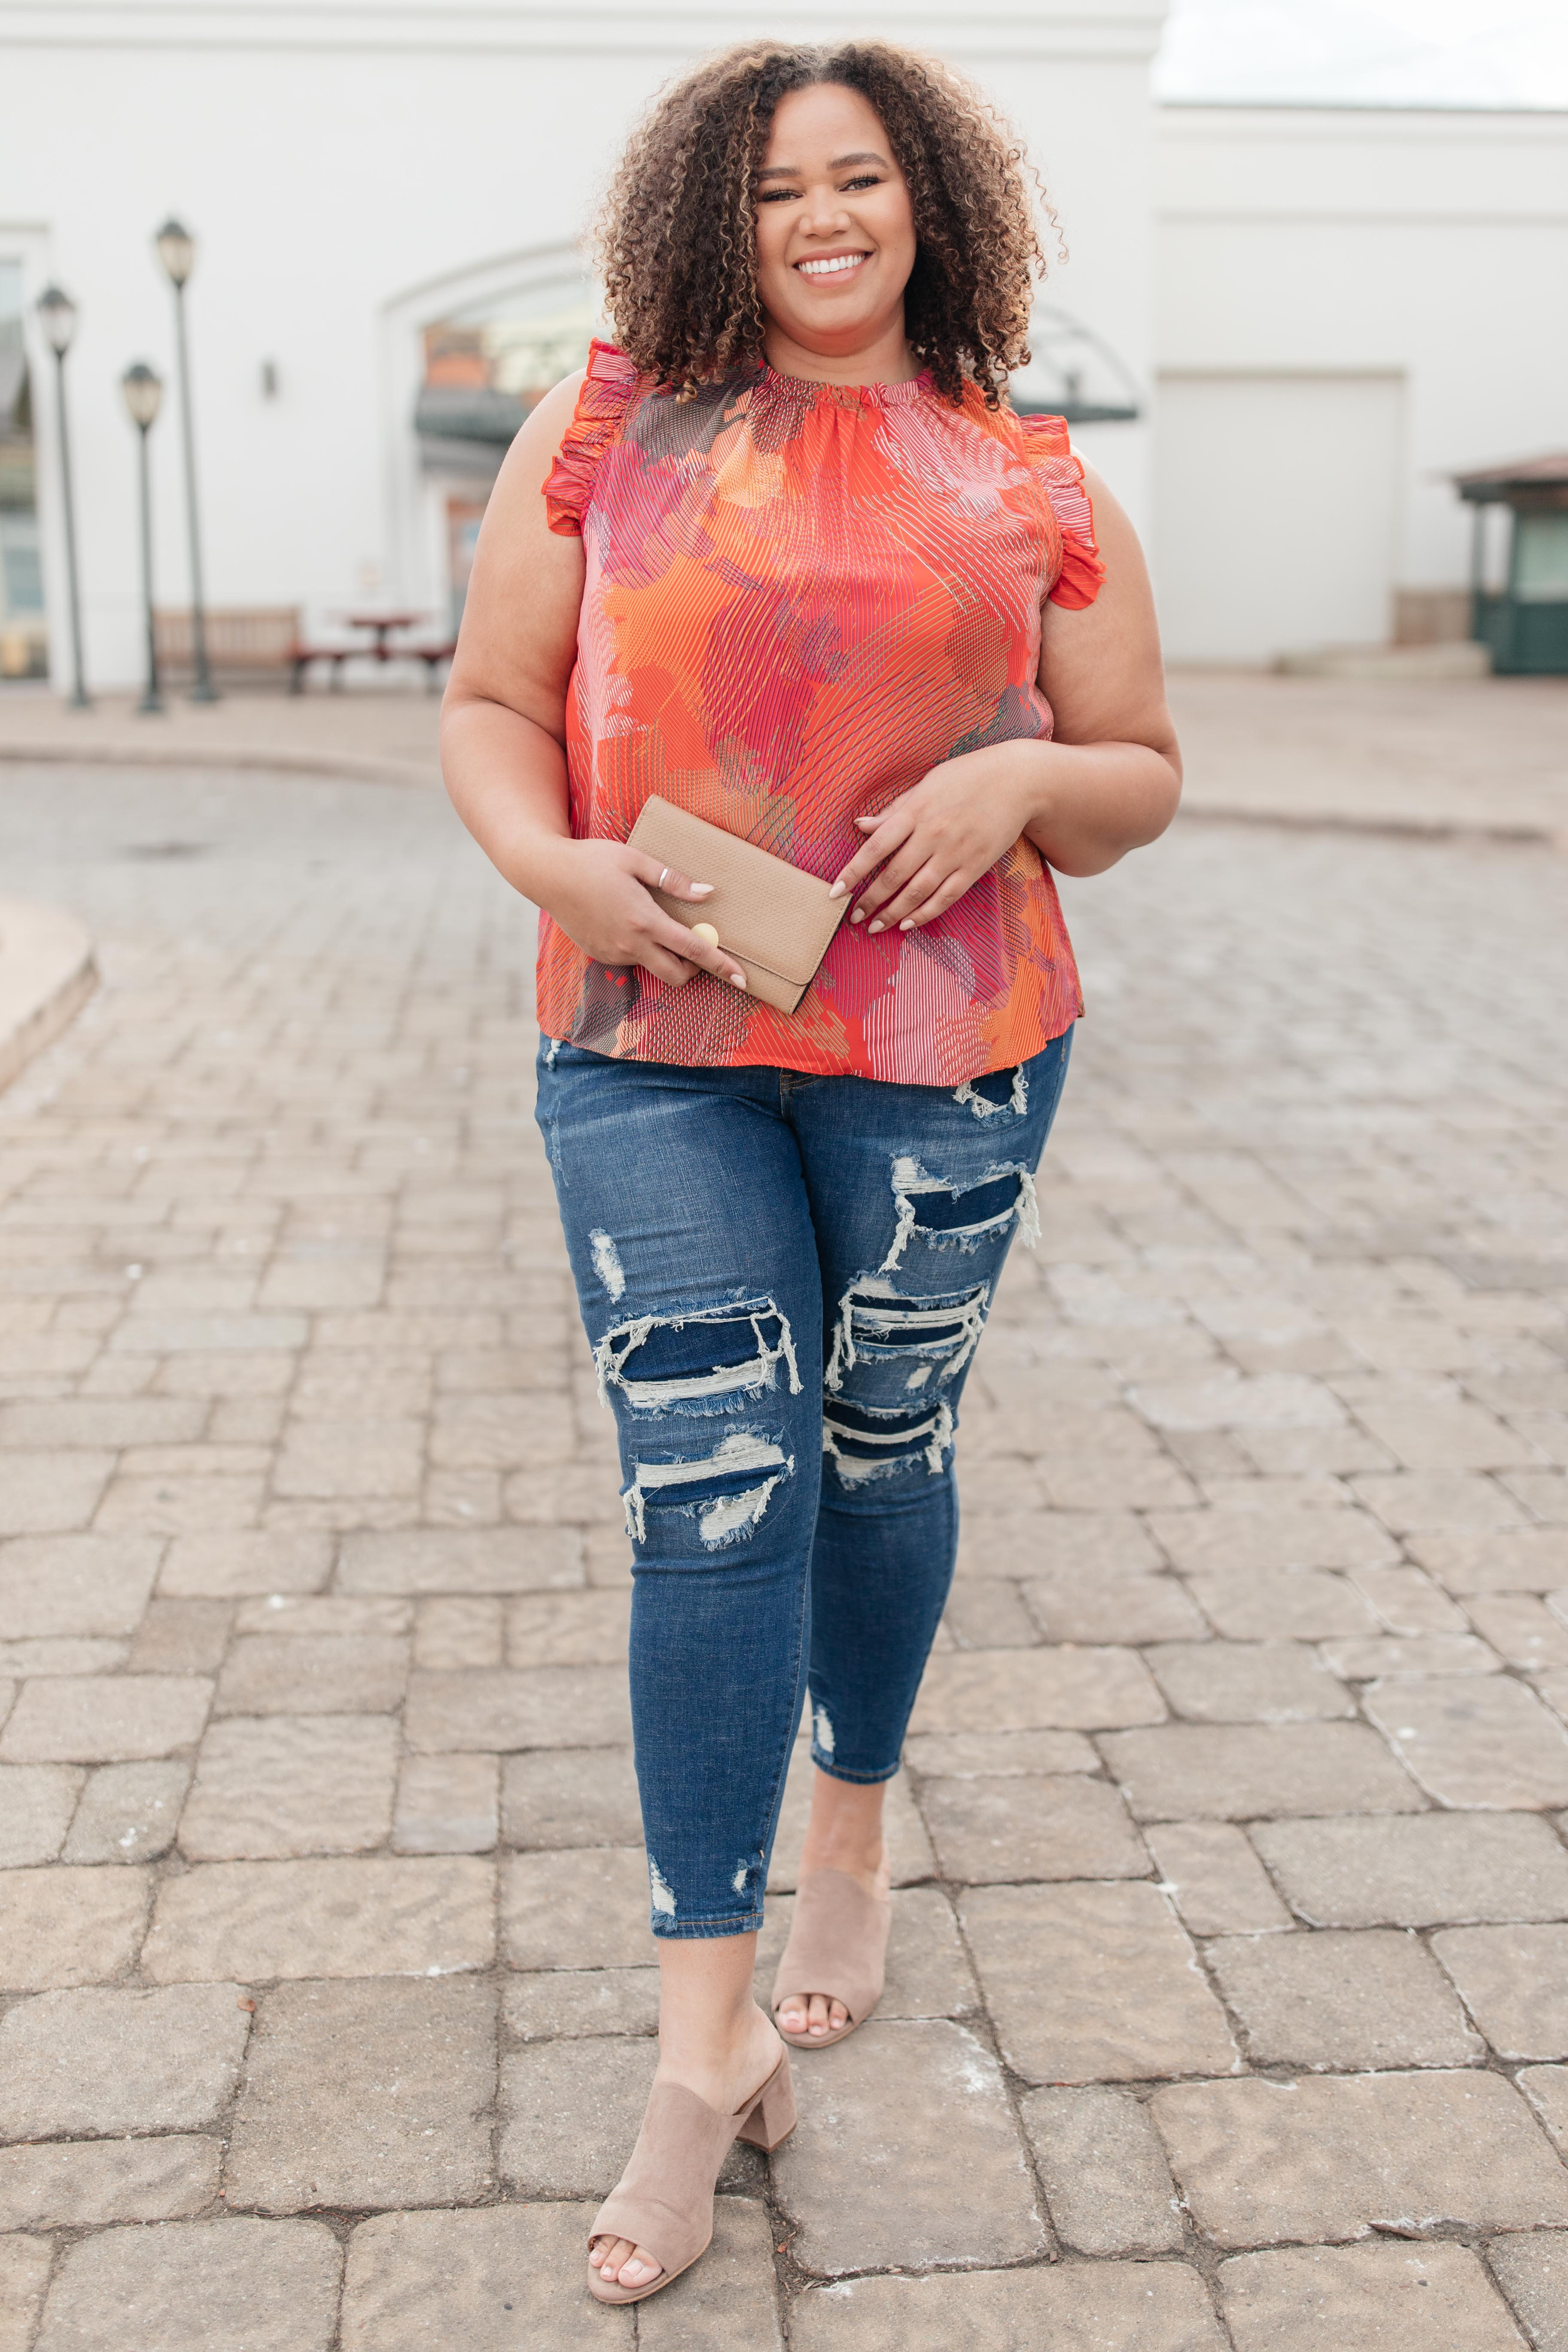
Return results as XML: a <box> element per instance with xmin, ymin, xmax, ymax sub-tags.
<box><xmin>761</xmin><ymin>312</ymin><xmax>921</xmax><ymax>388</ymax></box>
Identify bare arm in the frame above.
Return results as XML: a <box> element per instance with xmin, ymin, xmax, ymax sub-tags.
<box><xmin>831</xmin><ymin>462</ymin><xmax>1182</xmax><ymax>929</ymax></box>
<box><xmin>440</xmin><ymin>374</ymin><xmax>748</xmax><ymax>992</ymax></box>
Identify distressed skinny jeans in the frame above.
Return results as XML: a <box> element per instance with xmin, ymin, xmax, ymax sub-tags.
<box><xmin>535</xmin><ymin>1029</ymin><xmax>1072</xmax><ymax>1938</ymax></box>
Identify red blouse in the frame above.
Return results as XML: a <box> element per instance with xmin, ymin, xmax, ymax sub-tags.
<box><xmin>539</xmin><ymin>341</ymin><xmax>1102</xmax><ymax>1083</ymax></box>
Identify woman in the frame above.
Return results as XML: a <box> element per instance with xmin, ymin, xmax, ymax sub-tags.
<box><xmin>443</xmin><ymin>38</ymin><xmax>1179</xmax><ymax>2304</ymax></box>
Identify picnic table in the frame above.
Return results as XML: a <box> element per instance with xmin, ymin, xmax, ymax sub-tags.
<box><xmin>289</xmin><ymin>609</ymin><xmax>458</xmax><ymax>693</ymax></box>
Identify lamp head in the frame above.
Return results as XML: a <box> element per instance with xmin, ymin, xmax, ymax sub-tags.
<box><xmin>120</xmin><ymin>361</ymin><xmax>164</xmax><ymax>430</ymax></box>
<box><xmin>36</xmin><ymin>283</ymin><xmax>78</xmax><ymax>357</ymax></box>
<box><xmin>155</xmin><ymin>217</ymin><xmax>196</xmax><ymax>287</ymax></box>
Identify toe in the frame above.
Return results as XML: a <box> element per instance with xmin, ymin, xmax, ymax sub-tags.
<box><xmin>619</xmin><ymin>2243</ymin><xmax>663</xmax><ymax>2287</ymax></box>
<box><xmin>779</xmin><ymin>1997</ymin><xmax>807</xmax><ymax>2033</ymax></box>
<box><xmin>808</xmin><ymin>1993</ymin><xmax>831</xmax><ymax>2036</ymax></box>
<box><xmin>828</xmin><ymin>1999</ymin><xmax>848</xmax><ymax>2032</ymax></box>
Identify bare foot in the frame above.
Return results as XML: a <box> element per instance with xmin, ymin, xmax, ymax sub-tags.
<box><xmin>778</xmin><ymin>1768</ymin><xmax>892</xmax><ymax>2039</ymax></box>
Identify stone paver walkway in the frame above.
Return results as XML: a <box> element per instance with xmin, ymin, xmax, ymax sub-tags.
<box><xmin>3</xmin><ymin>667</ymin><xmax>1565</xmax><ymax>839</ymax></box>
<box><xmin>1</xmin><ymin>760</ymin><xmax>1567</xmax><ymax>2349</ymax></box>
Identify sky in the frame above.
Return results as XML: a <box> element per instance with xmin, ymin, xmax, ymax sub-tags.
<box><xmin>1155</xmin><ymin>0</ymin><xmax>1568</xmax><ymax>108</ymax></box>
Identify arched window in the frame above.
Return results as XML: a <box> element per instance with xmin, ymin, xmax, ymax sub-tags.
<box><xmin>389</xmin><ymin>254</ymin><xmax>595</xmax><ymax>632</ymax></box>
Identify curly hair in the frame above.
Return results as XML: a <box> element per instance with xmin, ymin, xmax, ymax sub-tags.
<box><xmin>594</xmin><ymin>40</ymin><xmax>1049</xmax><ymax>408</ymax></box>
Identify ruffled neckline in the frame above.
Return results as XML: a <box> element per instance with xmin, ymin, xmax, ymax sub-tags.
<box><xmin>755</xmin><ymin>360</ymin><xmax>934</xmax><ymax>408</ymax></box>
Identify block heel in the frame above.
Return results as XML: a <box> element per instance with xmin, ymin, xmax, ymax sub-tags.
<box><xmin>735</xmin><ymin>2046</ymin><xmax>798</xmax><ymax>2151</ymax></box>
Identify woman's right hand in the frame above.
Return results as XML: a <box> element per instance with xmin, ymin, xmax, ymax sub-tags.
<box><xmin>534</xmin><ymin>839</ymin><xmax>748</xmax><ymax>991</ymax></box>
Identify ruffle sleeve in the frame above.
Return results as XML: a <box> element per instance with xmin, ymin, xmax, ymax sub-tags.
<box><xmin>1019</xmin><ymin>414</ymin><xmax>1105</xmax><ymax>610</ymax></box>
<box><xmin>543</xmin><ymin>340</ymin><xmax>639</xmax><ymax>537</ymax></box>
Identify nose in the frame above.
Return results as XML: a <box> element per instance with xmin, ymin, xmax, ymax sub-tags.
<box><xmin>797</xmin><ymin>193</ymin><xmax>853</xmax><ymax>240</ymax></box>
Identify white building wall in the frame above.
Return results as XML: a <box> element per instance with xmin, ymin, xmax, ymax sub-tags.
<box><xmin>0</xmin><ymin>0</ymin><xmax>1169</xmax><ymax>690</ymax></box>
<box><xmin>1153</xmin><ymin>105</ymin><xmax>1568</xmax><ymax>659</ymax></box>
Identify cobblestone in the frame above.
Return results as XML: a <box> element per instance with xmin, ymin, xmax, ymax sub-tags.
<box><xmin>1021</xmin><ymin>2084</ymin><xmax>1184</xmax><ymax>2254</ymax></box>
<box><xmin>0</xmin><ymin>1983</ymin><xmax>249</xmax><ymax>2138</ymax></box>
<box><xmin>1220</xmin><ymin>2241</ymin><xmax>1530</xmax><ymax>2352</ymax></box>
<box><xmin>963</xmin><ymin>1881</ymin><xmax>1240</xmax><ymax>2082</ymax></box>
<box><xmin>1433</xmin><ymin>1926</ymin><xmax>1568</xmax><ymax>2060</ymax></box>
<box><xmin>4</xmin><ymin>751</ymin><xmax>1568</xmax><ymax>2333</ymax></box>
<box><xmin>1145</xmin><ymin>1820</ymin><xmax>1294</xmax><ymax>1934</ymax></box>
<box><xmin>770</xmin><ymin>2020</ymin><xmax>1045</xmax><ymax>2275</ymax></box>
<box><xmin>921</xmin><ymin>1769</ymin><xmax>1148</xmax><ymax>1882</ymax></box>
<box><xmin>791</xmin><ymin>2262</ymin><xmax>1227</xmax><ymax>2348</ymax></box>
<box><xmin>33</xmin><ymin>2218</ymin><xmax>341</xmax><ymax>2352</ymax></box>
<box><xmin>1152</xmin><ymin>2071</ymin><xmax>1568</xmax><ymax>2246</ymax></box>
<box><xmin>1253</xmin><ymin>1813</ymin><xmax>1568</xmax><ymax>1926</ymax></box>
<box><xmin>61</xmin><ymin>1761</ymin><xmax>188</xmax><ymax>1862</ymax></box>
<box><xmin>0</xmin><ymin>2138</ymin><xmax>219</xmax><ymax>2232</ymax></box>
<box><xmin>225</xmin><ymin>1976</ymin><xmax>494</xmax><ymax>2211</ymax></box>
<box><xmin>1207</xmin><ymin>1927</ymin><xmax>1483</xmax><ymax>2070</ymax></box>
<box><xmin>1101</xmin><ymin>1721</ymin><xmax>1425</xmax><ymax>1819</ymax></box>
<box><xmin>1487</xmin><ymin>2233</ymin><xmax>1568</xmax><ymax>2352</ymax></box>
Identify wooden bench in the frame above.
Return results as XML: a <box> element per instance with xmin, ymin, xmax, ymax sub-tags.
<box><xmin>154</xmin><ymin>608</ymin><xmax>301</xmax><ymax>676</ymax></box>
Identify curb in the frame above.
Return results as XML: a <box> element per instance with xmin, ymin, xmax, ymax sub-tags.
<box><xmin>3</xmin><ymin>739</ymin><xmax>1559</xmax><ymax>849</ymax></box>
<box><xmin>1176</xmin><ymin>803</ymin><xmax>1565</xmax><ymax>852</ymax></box>
<box><xmin>0</xmin><ymin>901</ymin><xmax>98</xmax><ymax>1095</ymax></box>
<box><xmin>0</xmin><ymin>740</ymin><xmax>437</xmax><ymax>789</ymax></box>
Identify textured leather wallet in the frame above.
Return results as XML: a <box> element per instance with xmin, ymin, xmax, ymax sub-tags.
<box><xmin>626</xmin><ymin>794</ymin><xmax>849</xmax><ymax>1014</ymax></box>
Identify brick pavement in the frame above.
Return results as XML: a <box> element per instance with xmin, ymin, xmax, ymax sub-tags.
<box><xmin>1</xmin><ymin>759</ymin><xmax>1567</xmax><ymax>2347</ymax></box>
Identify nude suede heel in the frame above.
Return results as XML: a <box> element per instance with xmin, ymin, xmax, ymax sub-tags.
<box><xmin>770</xmin><ymin>1867</ymin><xmax>892</xmax><ymax>2049</ymax></box>
<box><xmin>587</xmin><ymin>2051</ymin><xmax>797</xmax><ymax>2307</ymax></box>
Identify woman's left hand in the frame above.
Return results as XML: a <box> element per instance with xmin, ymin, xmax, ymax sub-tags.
<box><xmin>830</xmin><ymin>742</ymin><xmax>1042</xmax><ymax>934</ymax></box>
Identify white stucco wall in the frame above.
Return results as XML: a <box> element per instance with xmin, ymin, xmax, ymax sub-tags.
<box><xmin>1153</xmin><ymin>104</ymin><xmax>1568</xmax><ymax>657</ymax></box>
<box><xmin>1</xmin><ymin>0</ymin><xmax>1168</xmax><ymax>688</ymax></box>
<box><xmin>7</xmin><ymin>6</ymin><xmax>1564</xmax><ymax>681</ymax></box>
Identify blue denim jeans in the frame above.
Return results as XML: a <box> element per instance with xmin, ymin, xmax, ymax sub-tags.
<box><xmin>535</xmin><ymin>1029</ymin><xmax>1072</xmax><ymax>1938</ymax></box>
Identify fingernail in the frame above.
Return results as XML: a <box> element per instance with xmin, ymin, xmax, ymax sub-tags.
<box><xmin>851</xmin><ymin>910</ymin><xmax>865</xmax><ymax>925</ymax></box>
<box><xmin>828</xmin><ymin>880</ymin><xmax>846</xmax><ymax>899</ymax></box>
<box><xmin>899</xmin><ymin>919</ymin><xmax>914</xmax><ymax>931</ymax></box>
<box><xmin>868</xmin><ymin>920</ymin><xmax>885</xmax><ymax>935</ymax></box>
<box><xmin>729</xmin><ymin>973</ymin><xmax>746</xmax><ymax>989</ymax></box>
<box><xmin>689</xmin><ymin>882</ymin><xmax>714</xmax><ymax>896</ymax></box>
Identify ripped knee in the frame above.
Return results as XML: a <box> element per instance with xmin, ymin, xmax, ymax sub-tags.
<box><xmin>825</xmin><ymin>1279</ymin><xmax>989</xmax><ymax>1395</ymax></box>
<box><xmin>821</xmin><ymin>1396</ymin><xmax>955</xmax><ymax>1487</ymax></box>
<box><xmin>594</xmin><ymin>1293</ymin><xmax>802</xmax><ymax>1414</ymax></box>
<box><xmin>622</xmin><ymin>1427</ymin><xmax>794</xmax><ymax>1548</ymax></box>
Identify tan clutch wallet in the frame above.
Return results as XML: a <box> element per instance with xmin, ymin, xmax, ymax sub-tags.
<box><xmin>626</xmin><ymin>795</ymin><xmax>850</xmax><ymax>1014</ymax></box>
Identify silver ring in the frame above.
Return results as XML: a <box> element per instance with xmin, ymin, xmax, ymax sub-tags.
<box><xmin>658</xmin><ymin>867</ymin><xmax>669</xmax><ymax>889</ymax></box>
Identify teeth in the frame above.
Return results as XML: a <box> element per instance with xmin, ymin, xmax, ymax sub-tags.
<box><xmin>798</xmin><ymin>255</ymin><xmax>865</xmax><ymax>277</ymax></box>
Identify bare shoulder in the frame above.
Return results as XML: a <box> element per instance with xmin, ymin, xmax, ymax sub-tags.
<box><xmin>1039</xmin><ymin>454</ymin><xmax>1174</xmax><ymax>758</ymax></box>
<box><xmin>445</xmin><ymin>369</ymin><xmax>589</xmax><ymax>721</ymax></box>
<box><xmin>1075</xmin><ymin>459</ymin><xmax>1140</xmax><ymax>559</ymax></box>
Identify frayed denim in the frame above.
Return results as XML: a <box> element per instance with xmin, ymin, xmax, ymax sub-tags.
<box><xmin>536</xmin><ymin>1031</ymin><xmax>1072</xmax><ymax>1937</ymax></box>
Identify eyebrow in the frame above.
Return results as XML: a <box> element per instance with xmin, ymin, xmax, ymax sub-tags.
<box><xmin>755</xmin><ymin>151</ymin><xmax>890</xmax><ymax>182</ymax></box>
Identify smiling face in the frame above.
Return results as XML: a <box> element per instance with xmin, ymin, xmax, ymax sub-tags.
<box><xmin>752</xmin><ymin>81</ymin><xmax>919</xmax><ymax>380</ymax></box>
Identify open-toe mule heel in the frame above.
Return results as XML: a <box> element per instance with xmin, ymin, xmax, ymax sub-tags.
<box><xmin>771</xmin><ymin>1867</ymin><xmax>892</xmax><ymax>2049</ymax></box>
<box><xmin>587</xmin><ymin>2050</ymin><xmax>797</xmax><ymax>2306</ymax></box>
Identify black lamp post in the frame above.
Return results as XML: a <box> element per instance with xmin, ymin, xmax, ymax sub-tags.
<box><xmin>153</xmin><ymin>217</ymin><xmax>218</xmax><ymax>703</ymax></box>
<box><xmin>33</xmin><ymin>284</ymin><xmax>91</xmax><ymax>709</ymax></box>
<box><xmin>120</xmin><ymin>362</ymin><xmax>164</xmax><ymax>715</ymax></box>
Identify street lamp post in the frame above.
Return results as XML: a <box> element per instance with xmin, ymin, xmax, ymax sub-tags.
<box><xmin>120</xmin><ymin>362</ymin><xmax>164</xmax><ymax>716</ymax></box>
<box><xmin>33</xmin><ymin>285</ymin><xmax>91</xmax><ymax>709</ymax></box>
<box><xmin>153</xmin><ymin>217</ymin><xmax>218</xmax><ymax>703</ymax></box>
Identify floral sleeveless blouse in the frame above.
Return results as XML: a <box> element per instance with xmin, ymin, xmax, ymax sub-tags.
<box><xmin>539</xmin><ymin>340</ymin><xmax>1102</xmax><ymax>1084</ymax></box>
